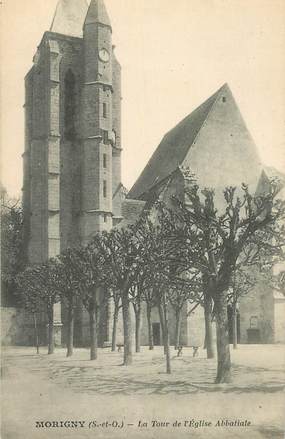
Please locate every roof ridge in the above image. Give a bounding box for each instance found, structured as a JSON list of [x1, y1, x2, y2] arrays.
[[184, 83, 227, 152], [162, 84, 225, 140], [128, 83, 230, 200]]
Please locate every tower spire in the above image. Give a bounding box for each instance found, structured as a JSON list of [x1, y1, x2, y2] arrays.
[[84, 0, 112, 28], [50, 0, 88, 38]]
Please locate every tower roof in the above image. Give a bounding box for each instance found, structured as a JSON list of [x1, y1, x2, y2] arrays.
[[128, 84, 262, 199], [50, 0, 88, 38], [84, 0, 111, 28]]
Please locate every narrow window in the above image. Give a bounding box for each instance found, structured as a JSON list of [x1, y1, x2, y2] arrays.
[[102, 130, 109, 144], [103, 102, 107, 118], [103, 153, 107, 169], [64, 69, 76, 140], [103, 180, 107, 198], [104, 214, 107, 223]]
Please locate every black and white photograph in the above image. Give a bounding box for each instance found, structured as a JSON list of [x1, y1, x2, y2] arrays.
[[1, 1, 285, 438]]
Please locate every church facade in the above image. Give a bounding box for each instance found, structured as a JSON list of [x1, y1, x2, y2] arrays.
[[17, 0, 284, 348]]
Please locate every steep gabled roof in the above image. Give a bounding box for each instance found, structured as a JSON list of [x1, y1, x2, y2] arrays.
[[50, 0, 88, 38], [128, 85, 224, 199], [84, 0, 112, 28]]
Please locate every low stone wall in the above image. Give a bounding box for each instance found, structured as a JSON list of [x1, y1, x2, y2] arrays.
[[1, 307, 47, 346], [1, 307, 33, 346]]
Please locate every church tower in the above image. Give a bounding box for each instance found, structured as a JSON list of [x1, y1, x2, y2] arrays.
[[80, 0, 122, 245], [23, 0, 122, 263]]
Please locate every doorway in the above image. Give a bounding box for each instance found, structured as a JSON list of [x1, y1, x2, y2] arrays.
[[152, 323, 161, 346]]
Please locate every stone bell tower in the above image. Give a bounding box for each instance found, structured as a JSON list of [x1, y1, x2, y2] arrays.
[[23, 0, 122, 342], [23, 0, 122, 259], [80, 0, 122, 245]]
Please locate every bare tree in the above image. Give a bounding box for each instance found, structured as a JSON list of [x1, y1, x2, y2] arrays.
[[57, 249, 82, 357], [77, 243, 109, 360], [91, 229, 138, 366], [144, 286, 155, 350], [17, 261, 61, 354], [110, 289, 121, 352], [161, 181, 285, 383], [168, 272, 202, 349], [36, 260, 62, 354], [130, 284, 143, 353], [1, 198, 25, 306], [16, 268, 43, 354], [129, 218, 167, 353], [131, 216, 179, 372]]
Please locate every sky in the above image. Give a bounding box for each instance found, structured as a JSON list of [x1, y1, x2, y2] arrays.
[[1, 0, 285, 197]]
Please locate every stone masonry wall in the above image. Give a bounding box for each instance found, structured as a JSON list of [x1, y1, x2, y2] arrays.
[[1, 308, 47, 346], [239, 270, 274, 344]]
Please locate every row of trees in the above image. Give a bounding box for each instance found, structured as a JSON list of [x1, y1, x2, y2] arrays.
[[16, 180, 285, 383], [1, 194, 25, 307], [163, 182, 284, 382]]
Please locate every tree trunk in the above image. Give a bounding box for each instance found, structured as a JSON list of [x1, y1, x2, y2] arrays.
[[134, 303, 142, 353], [232, 302, 238, 349], [33, 313, 40, 354], [162, 299, 171, 374], [175, 307, 182, 349], [111, 300, 120, 352], [146, 303, 154, 350], [204, 293, 215, 359], [158, 304, 166, 354], [122, 292, 133, 365], [214, 292, 231, 383], [89, 296, 98, 361], [47, 306, 54, 355], [66, 296, 74, 357]]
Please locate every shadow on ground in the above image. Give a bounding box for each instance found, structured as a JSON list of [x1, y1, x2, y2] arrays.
[[3, 346, 284, 396], [258, 425, 284, 439]]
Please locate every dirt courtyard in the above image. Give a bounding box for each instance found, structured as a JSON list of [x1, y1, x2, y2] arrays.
[[1, 344, 285, 439]]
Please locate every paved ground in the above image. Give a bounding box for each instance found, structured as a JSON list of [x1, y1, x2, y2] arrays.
[[1, 344, 285, 439]]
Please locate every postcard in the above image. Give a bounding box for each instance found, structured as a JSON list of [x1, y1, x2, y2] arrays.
[[1, 1, 285, 438]]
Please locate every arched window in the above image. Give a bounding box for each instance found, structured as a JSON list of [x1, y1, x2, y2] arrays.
[[64, 69, 76, 141]]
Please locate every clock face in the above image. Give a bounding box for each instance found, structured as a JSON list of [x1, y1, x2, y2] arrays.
[[99, 48, 110, 63]]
